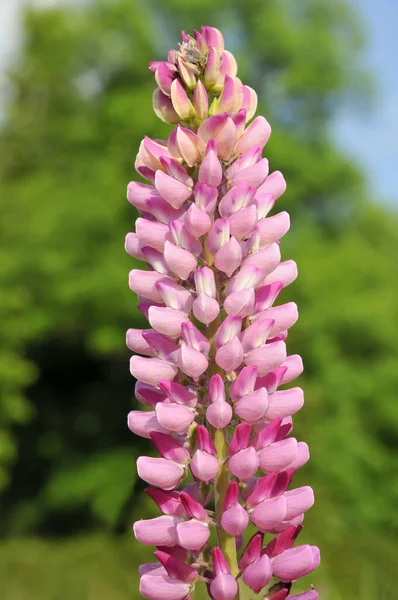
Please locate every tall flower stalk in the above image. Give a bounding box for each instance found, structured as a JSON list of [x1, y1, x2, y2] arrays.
[[126, 26, 319, 600]]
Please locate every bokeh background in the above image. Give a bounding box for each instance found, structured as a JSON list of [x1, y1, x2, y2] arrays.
[[0, 0, 397, 598]]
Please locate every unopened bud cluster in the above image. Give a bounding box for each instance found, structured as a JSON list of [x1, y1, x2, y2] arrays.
[[126, 25, 320, 600]]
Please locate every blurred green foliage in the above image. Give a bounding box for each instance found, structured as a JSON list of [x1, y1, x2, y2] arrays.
[[0, 0, 397, 597]]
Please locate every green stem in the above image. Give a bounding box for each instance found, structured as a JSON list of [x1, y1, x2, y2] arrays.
[[213, 428, 239, 578]]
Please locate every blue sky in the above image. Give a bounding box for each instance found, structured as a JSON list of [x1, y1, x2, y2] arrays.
[[1, 0, 397, 205]]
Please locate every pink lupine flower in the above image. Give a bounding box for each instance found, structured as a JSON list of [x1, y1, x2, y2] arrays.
[[127, 25, 319, 599]]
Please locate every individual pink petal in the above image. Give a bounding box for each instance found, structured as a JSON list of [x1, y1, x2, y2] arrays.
[[257, 211, 290, 246], [289, 442, 310, 470], [150, 432, 190, 463], [220, 50, 238, 77], [196, 424, 217, 455], [228, 204, 258, 239], [213, 75, 243, 115], [250, 496, 287, 532], [223, 288, 255, 317], [175, 126, 206, 166], [159, 156, 194, 187], [185, 203, 211, 238], [290, 591, 319, 600], [214, 316, 242, 350], [170, 79, 195, 120], [228, 447, 259, 481], [154, 549, 198, 583], [254, 282, 284, 313], [227, 264, 266, 294], [139, 573, 191, 600], [193, 80, 208, 120], [153, 88, 180, 124], [226, 147, 262, 178], [148, 306, 189, 339], [127, 181, 159, 210], [190, 450, 219, 484], [194, 267, 217, 298], [215, 337, 244, 373], [146, 196, 184, 224], [178, 345, 209, 378], [155, 170, 192, 209], [259, 438, 298, 473], [181, 321, 210, 354], [284, 486, 315, 520], [128, 410, 167, 438], [242, 554, 272, 594], [219, 184, 257, 218], [163, 241, 197, 280], [194, 182, 218, 214], [206, 399, 233, 429], [280, 354, 304, 384], [203, 46, 221, 87], [125, 232, 145, 260], [210, 572, 238, 600], [193, 293, 220, 325], [266, 387, 304, 420], [214, 237, 242, 276], [240, 318, 275, 352], [142, 330, 179, 361], [129, 270, 165, 302], [135, 381, 166, 407], [177, 56, 196, 89], [140, 137, 172, 171], [202, 27, 225, 54], [263, 260, 298, 287], [205, 218, 230, 254], [155, 279, 193, 313], [235, 116, 271, 155], [176, 520, 210, 551], [245, 340, 287, 376], [141, 246, 171, 276], [221, 503, 249, 537], [229, 365, 258, 401], [257, 170, 287, 199], [145, 488, 184, 517], [158, 380, 197, 407], [139, 562, 167, 577], [168, 220, 202, 255], [135, 218, 170, 252], [235, 387, 269, 422], [257, 302, 298, 337], [137, 456, 185, 490], [238, 532, 263, 571], [271, 545, 320, 582], [228, 423, 252, 456], [126, 329, 156, 356], [134, 515, 178, 547], [154, 62, 176, 95], [198, 140, 223, 186], [244, 245, 281, 279], [230, 157, 269, 188], [130, 356, 178, 387], [155, 402, 195, 434], [240, 85, 258, 121]]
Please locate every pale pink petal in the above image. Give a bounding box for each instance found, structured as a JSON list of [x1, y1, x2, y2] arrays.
[[148, 306, 189, 339], [133, 515, 178, 546], [137, 456, 185, 490], [176, 520, 210, 551], [130, 356, 178, 387]]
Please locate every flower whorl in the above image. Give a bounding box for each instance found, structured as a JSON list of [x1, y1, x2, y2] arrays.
[[126, 26, 319, 600]]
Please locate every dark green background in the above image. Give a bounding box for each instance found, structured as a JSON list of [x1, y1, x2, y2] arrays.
[[0, 0, 397, 598]]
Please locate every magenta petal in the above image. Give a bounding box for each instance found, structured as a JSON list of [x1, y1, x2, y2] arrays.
[[178, 345, 209, 378], [128, 410, 166, 438], [215, 337, 244, 373], [235, 387, 269, 422], [214, 237, 242, 276], [134, 515, 178, 546], [245, 340, 287, 376], [193, 293, 220, 325], [266, 387, 304, 420], [284, 486, 315, 520], [190, 450, 219, 484], [139, 573, 191, 600], [210, 572, 238, 600], [250, 496, 287, 532], [271, 545, 320, 582], [221, 503, 249, 537], [229, 365, 258, 400], [130, 356, 178, 387], [235, 116, 271, 155], [206, 399, 233, 430], [148, 306, 189, 339], [137, 457, 185, 490], [242, 554, 272, 594], [155, 402, 195, 434], [228, 447, 259, 481], [176, 520, 210, 551], [259, 438, 298, 473]]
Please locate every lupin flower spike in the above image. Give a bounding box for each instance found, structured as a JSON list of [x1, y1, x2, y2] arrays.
[[127, 25, 319, 599]]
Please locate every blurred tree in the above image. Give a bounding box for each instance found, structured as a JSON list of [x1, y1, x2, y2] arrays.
[[0, 0, 397, 596]]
